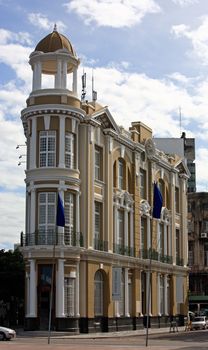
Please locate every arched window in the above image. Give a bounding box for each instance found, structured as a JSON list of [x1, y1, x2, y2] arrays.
[[94, 270, 104, 316]]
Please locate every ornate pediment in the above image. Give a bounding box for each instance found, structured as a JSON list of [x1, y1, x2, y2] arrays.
[[92, 107, 120, 133], [140, 199, 151, 216], [114, 190, 134, 207]]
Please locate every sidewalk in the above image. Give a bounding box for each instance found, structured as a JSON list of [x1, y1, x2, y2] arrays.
[[16, 326, 185, 339]]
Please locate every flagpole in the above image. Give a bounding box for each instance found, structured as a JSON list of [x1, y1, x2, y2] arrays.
[[145, 218, 153, 347], [48, 236, 56, 345]]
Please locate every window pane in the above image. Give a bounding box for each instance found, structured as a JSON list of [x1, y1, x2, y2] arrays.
[[65, 133, 75, 169]]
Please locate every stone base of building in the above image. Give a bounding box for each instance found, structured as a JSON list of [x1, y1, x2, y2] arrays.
[[24, 315, 185, 332]]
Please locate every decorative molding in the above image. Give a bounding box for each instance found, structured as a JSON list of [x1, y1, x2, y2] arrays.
[[145, 138, 156, 160], [140, 199, 151, 216]]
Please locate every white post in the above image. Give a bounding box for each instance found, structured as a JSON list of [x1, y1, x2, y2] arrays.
[[36, 61, 42, 90], [114, 204, 119, 248], [30, 186, 36, 244], [59, 116, 65, 168], [130, 210, 134, 254], [164, 223, 167, 256], [62, 60, 67, 89], [125, 268, 130, 317], [76, 192, 80, 242], [26, 273, 30, 317], [32, 62, 37, 91], [55, 59, 62, 88], [147, 216, 151, 250], [124, 209, 128, 248], [56, 259, 65, 317], [30, 118, 37, 169], [73, 67, 78, 94], [29, 259, 37, 317], [75, 262, 80, 316]]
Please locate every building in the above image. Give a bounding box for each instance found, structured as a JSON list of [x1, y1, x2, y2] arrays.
[[154, 132, 196, 193], [188, 192, 208, 314], [20, 28, 189, 332]]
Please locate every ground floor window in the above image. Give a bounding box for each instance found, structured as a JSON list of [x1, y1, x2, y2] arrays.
[[94, 270, 104, 316], [64, 277, 75, 316]]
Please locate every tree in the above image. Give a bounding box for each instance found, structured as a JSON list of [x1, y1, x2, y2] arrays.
[[0, 249, 25, 327]]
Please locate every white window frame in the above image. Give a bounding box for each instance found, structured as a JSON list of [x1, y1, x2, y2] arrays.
[[39, 131, 56, 167], [64, 277, 75, 316], [94, 270, 104, 316], [94, 202, 102, 249], [38, 192, 56, 244], [65, 132, 75, 169], [95, 146, 102, 181], [118, 159, 124, 189], [64, 192, 75, 245]]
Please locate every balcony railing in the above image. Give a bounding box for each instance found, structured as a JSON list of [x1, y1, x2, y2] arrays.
[[20, 231, 84, 247], [140, 249, 173, 264], [113, 243, 135, 257], [94, 238, 108, 252], [176, 256, 184, 266]]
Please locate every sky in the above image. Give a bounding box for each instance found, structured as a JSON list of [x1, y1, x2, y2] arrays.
[[0, 0, 208, 249]]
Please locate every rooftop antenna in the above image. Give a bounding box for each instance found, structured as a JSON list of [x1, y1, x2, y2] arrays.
[[92, 69, 97, 102], [81, 70, 86, 102]]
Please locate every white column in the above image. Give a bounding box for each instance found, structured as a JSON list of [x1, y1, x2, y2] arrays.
[[36, 61, 42, 90], [55, 59, 62, 88], [29, 259, 37, 317], [164, 223, 167, 256], [75, 262, 80, 316], [59, 116, 65, 168], [30, 118, 37, 169], [124, 268, 130, 317], [147, 216, 151, 250], [26, 273, 30, 316], [62, 60, 67, 89], [32, 62, 38, 91], [124, 209, 128, 248], [115, 301, 120, 317], [164, 274, 168, 315], [56, 259, 65, 317], [157, 274, 161, 315], [30, 186, 36, 240], [73, 67, 78, 94]]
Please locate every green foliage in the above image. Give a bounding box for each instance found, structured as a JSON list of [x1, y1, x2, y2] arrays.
[[0, 249, 25, 301]]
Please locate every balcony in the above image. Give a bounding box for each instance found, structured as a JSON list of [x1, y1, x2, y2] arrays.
[[140, 249, 173, 264], [20, 230, 84, 247], [94, 238, 108, 252], [113, 243, 135, 257]]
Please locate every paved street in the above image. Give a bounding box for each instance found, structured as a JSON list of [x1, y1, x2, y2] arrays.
[[0, 328, 208, 350]]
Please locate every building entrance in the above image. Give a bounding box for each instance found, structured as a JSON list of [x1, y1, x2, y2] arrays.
[[38, 265, 55, 330]]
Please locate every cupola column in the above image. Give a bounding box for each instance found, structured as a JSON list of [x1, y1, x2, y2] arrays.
[[62, 60, 68, 89], [30, 117, 37, 169], [32, 61, 42, 91], [73, 67, 78, 94], [55, 59, 62, 89]]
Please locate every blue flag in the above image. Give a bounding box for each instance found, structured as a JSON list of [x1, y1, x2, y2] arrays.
[[152, 182, 163, 219], [56, 193, 65, 227]]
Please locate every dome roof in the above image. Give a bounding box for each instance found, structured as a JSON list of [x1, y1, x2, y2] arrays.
[[35, 26, 76, 56]]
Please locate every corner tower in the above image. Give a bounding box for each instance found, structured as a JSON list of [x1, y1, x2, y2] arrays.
[[21, 27, 84, 331]]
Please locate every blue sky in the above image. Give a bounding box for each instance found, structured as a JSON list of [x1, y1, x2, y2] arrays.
[[0, 0, 208, 249]]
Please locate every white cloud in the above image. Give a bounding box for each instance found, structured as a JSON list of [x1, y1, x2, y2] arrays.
[[0, 192, 25, 249], [172, 0, 198, 6], [172, 16, 208, 65], [0, 28, 32, 45], [196, 147, 208, 191], [64, 0, 161, 28], [28, 13, 66, 32]]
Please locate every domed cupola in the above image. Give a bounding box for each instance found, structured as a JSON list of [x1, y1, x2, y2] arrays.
[[29, 25, 80, 95]]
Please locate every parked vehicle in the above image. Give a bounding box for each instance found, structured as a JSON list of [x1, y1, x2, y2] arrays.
[[0, 326, 16, 340], [191, 316, 208, 330]]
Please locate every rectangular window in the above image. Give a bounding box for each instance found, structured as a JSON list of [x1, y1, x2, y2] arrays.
[[160, 275, 164, 314], [94, 201, 102, 249], [118, 210, 124, 247], [39, 131, 56, 167], [118, 160, 124, 189], [64, 277, 75, 316], [65, 132, 75, 169], [38, 192, 56, 244], [175, 187, 179, 213], [176, 229, 180, 262], [188, 242, 194, 266], [140, 168, 146, 199], [95, 146, 103, 181], [64, 192, 75, 245], [158, 223, 164, 256]]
